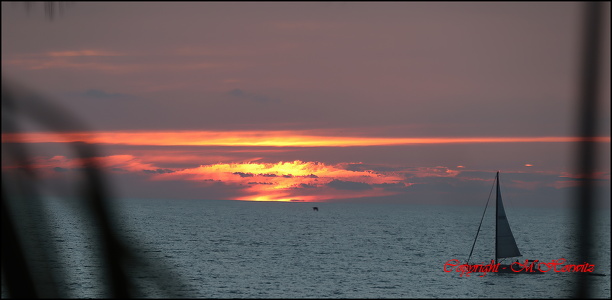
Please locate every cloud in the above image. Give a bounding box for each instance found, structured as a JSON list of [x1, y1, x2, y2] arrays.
[[228, 88, 245, 97], [47, 50, 124, 57], [9, 149, 607, 207], [343, 163, 404, 172], [9, 154, 164, 176], [327, 179, 373, 191], [142, 168, 175, 174], [233, 172, 254, 177], [84, 89, 129, 99], [2, 49, 228, 73], [149, 160, 404, 201], [260, 173, 278, 177], [53, 167, 69, 172], [372, 182, 410, 191], [298, 183, 317, 188]]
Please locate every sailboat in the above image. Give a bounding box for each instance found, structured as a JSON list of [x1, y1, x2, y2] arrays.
[[466, 171, 544, 274]]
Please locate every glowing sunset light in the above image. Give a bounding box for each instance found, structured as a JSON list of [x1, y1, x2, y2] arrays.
[[3, 131, 610, 147], [157, 161, 403, 186], [153, 160, 407, 202], [2, 153, 411, 202]]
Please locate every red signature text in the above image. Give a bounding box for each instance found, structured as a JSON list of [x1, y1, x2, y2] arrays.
[[444, 259, 499, 277], [533, 258, 595, 273], [444, 258, 596, 277]]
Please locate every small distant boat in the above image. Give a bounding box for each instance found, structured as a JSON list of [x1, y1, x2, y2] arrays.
[[466, 171, 544, 274], [312, 207, 318, 211]]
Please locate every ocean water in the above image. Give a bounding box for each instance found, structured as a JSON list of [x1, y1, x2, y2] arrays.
[[4, 197, 611, 298]]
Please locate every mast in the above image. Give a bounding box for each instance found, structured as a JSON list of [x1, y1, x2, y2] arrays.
[[495, 171, 499, 265], [467, 170, 520, 265], [466, 174, 495, 265]]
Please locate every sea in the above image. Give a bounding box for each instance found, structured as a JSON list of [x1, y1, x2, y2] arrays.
[[3, 197, 611, 298]]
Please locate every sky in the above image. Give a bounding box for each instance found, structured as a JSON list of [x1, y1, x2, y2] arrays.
[[2, 2, 610, 207]]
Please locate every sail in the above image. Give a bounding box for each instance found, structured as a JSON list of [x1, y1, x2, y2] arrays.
[[495, 173, 522, 259]]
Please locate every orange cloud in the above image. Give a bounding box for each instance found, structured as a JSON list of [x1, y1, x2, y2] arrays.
[[4, 153, 409, 202], [3, 131, 610, 147], [153, 160, 407, 202]]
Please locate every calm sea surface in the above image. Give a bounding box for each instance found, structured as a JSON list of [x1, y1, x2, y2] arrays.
[[4, 197, 611, 298]]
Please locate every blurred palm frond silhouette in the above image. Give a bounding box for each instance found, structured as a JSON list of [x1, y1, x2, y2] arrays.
[[2, 79, 191, 298]]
